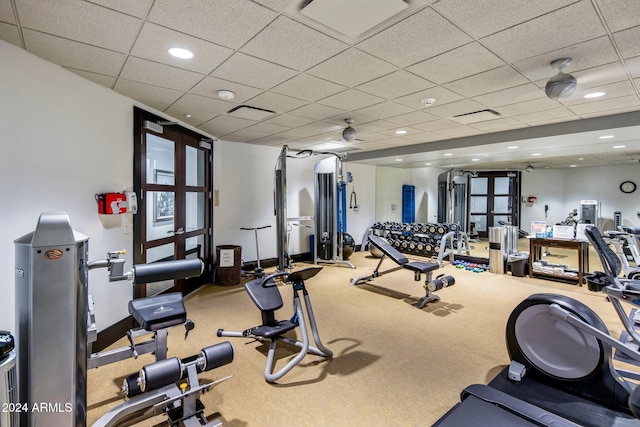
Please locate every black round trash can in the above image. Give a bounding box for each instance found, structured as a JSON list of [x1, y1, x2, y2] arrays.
[[216, 245, 242, 286], [510, 258, 528, 277]]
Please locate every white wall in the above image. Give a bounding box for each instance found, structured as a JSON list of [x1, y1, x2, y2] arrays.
[[0, 40, 134, 332]]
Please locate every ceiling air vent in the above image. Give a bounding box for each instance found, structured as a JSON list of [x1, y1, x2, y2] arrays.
[[451, 109, 501, 124], [227, 105, 275, 121]]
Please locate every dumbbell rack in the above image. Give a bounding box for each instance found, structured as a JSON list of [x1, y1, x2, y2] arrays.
[[370, 221, 458, 266]]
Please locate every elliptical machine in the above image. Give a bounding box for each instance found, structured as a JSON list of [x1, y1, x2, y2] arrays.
[[506, 225, 640, 418]]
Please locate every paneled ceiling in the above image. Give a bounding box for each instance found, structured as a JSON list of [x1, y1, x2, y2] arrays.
[[1, 0, 640, 169]]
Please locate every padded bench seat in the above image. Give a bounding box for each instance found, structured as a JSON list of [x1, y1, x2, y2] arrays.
[[128, 292, 186, 331], [369, 235, 440, 274]]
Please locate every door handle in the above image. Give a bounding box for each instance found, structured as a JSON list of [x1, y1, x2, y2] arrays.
[[168, 227, 185, 235]]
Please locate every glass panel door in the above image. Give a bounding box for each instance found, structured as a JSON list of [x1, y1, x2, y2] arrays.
[[134, 108, 212, 297], [469, 173, 520, 239]]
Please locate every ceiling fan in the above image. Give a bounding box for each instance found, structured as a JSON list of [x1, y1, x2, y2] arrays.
[[342, 118, 357, 142], [545, 57, 577, 100]]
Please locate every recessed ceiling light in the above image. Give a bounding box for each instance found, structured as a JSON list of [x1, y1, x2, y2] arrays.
[[168, 47, 194, 59], [613, 145, 626, 149], [532, 153, 542, 156], [395, 158, 403, 162], [570, 164, 577, 167], [444, 153, 453, 157], [584, 92, 605, 99], [507, 146, 518, 150], [599, 135, 614, 139], [578, 157, 584, 161], [395, 130, 407, 135], [471, 158, 480, 162], [425, 162, 432, 166], [217, 90, 235, 100]]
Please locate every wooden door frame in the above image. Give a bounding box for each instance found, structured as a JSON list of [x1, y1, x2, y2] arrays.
[[469, 171, 521, 239], [133, 107, 212, 298]]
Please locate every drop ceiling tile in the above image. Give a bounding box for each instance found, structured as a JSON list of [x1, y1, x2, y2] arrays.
[[434, 126, 484, 137], [580, 104, 640, 118], [595, 0, 640, 32], [469, 117, 528, 132], [163, 106, 215, 127], [198, 115, 258, 137], [252, 0, 290, 13], [131, 23, 233, 75], [172, 93, 236, 115], [354, 101, 414, 120], [394, 86, 465, 109], [271, 74, 346, 102], [355, 119, 400, 133], [276, 127, 322, 139], [211, 53, 298, 90], [15, 0, 140, 52], [87, 0, 153, 18], [404, 132, 444, 142], [561, 80, 636, 106], [379, 126, 424, 137], [113, 78, 183, 111], [407, 42, 505, 85], [513, 36, 619, 81], [356, 69, 435, 100], [120, 56, 204, 91], [318, 89, 384, 111], [297, 122, 343, 138], [412, 118, 460, 132], [613, 26, 640, 59], [148, 0, 276, 50], [421, 99, 487, 118], [222, 129, 270, 142], [434, 0, 577, 39], [474, 84, 544, 108], [245, 91, 308, 115], [66, 68, 116, 88], [189, 76, 263, 104], [628, 56, 640, 78], [444, 66, 530, 98], [264, 114, 315, 128], [245, 121, 290, 135], [0, 23, 21, 47], [498, 98, 560, 117], [289, 103, 346, 120], [357, 8, 471, 67], [306, 48, 397, 87], [0, 0, 16, 24], [241, 15, 348, 71], [568, 94, 640, 115], [22, 29, 126, 76], [385, 111, 440, 126], [512, 106, 577, 124], [481, 2, 606, 63]]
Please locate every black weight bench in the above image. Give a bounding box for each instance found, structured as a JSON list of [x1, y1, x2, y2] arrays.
[[350, 235, 455, 308]]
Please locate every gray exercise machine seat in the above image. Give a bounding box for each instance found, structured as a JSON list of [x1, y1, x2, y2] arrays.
[[369, 234, 440, 275], [128, 292, 187, 332]]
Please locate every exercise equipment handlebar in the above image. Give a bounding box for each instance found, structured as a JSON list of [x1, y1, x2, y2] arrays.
[[132, 258, 204, 285]]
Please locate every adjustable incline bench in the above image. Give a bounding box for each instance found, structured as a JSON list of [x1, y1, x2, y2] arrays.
[[350, 235, 455, 308]]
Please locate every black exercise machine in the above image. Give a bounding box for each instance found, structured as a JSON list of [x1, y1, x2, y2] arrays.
[[93, 341, 234, 427], [350, 235, 455, 308], [217, 267, 332, 383]]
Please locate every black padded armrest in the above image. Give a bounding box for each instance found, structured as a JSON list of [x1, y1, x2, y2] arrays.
[[369, 235, 408, 265], [128, 293, 186, 331]]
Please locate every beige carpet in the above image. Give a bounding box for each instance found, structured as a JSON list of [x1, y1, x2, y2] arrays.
[[87, 249, 623, 426]]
